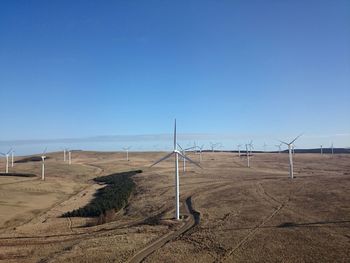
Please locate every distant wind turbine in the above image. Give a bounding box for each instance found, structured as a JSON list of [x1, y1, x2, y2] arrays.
[[11, 149, 15, 168], [331, 142, 334, 157], [320, 145, 323, 155], [62, 148, 67, 162], [68, 149, 72, 165], [275, 143, 282, 154], [263, 142, 268, 152], [245, 143, 250, 168], [123, 146, 131, 161], [198, 145, 204, 162], [248, 141, 254, 156], [177, 144, 196, 173], [41, 148, 47, 181], [150, 119, 200, 220], [279, 134, 303, 179], [0, 149, 12, 173], [237, 144, 242, 157]]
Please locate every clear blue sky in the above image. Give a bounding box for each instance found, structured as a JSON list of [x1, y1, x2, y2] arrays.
[[0, 0, 349, 152]]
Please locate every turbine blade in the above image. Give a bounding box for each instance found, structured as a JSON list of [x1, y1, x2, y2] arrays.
[[7, 148, 13, 154], [177, 152, 201, 168], [290, 133, 303, 144], [43, 147, 47, 155], [184, 146, 196, 151], [177, 143, 184, 151], [150, 152, 174, 167], [279, 140, 289, 145]]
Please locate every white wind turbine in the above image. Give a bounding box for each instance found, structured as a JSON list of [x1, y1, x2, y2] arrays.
[[151, 119, 200, 220], [275, 143, 282, 154], [11, 149, 15, 168], [331, 142, 334, 157], [248, 140, 254, 156], [123, 146, 131, 161], [198, 145, 204, 162], [41, 148, 47, 181], [62, 148, 67, 162], [177, 144, 196, 173], [68, 149, 72, 165], [210, 142, 221, 152], [291, 143, 296, 155], [245, 143, 251, 168], [279, 134, 303, 179], [320, 145, 323, 155], [237, 144, 242, 157], [0, 149, 12, 173], [263, 142, 268, 152]]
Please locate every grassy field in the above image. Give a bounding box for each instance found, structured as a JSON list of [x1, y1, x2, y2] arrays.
[[0, 151, 349, 262]]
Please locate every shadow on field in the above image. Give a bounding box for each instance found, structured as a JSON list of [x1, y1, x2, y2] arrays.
[[217, 220, 350, 231], [277, 220, 350, 228]]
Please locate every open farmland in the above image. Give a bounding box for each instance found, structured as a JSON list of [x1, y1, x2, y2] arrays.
[[0, 151, 349, 262]]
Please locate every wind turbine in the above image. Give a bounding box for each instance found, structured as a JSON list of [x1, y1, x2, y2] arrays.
[[279, 134, 303, 179], [123, 146, 131, 161], [41, 148, 47, 181], [150, 119, 200, 220], [237, 144, 242, 157], [62, 148, 67, 162], [275, 143, 282, 154], [291, 143, 297, 155], [177, 144, 196, 173], [263, 142, 268, 152], [198, 145, 204, 162], [210, 142, 217, 152], [248, 141, 254, 155], [210, 142, 222, 152], [331, 142, 334, 157], [0, 149, 12, 173], [68, 149, 72, 165], [320, 145, 323, 155], [11, 149, 15, 168], [245, 143, 250, 168]]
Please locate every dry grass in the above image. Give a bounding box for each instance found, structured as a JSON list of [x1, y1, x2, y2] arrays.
[[0, 151, 349, 262]]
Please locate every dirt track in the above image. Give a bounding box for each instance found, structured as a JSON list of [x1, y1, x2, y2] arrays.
[[128, 196, 200, 263]]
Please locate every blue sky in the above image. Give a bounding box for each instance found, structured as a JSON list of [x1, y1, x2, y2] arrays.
[[0, 0, 349, 153]]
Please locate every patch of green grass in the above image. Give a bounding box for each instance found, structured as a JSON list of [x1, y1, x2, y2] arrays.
[[62, 170, 142, 217]]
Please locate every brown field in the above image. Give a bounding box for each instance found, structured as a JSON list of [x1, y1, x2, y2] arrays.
[[0, 151, 349, 262]]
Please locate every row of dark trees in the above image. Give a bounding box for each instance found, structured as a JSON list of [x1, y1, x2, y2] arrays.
[[62, 170, 142, 217]]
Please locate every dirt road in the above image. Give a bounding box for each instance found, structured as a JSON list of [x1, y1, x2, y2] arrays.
[[127, 196, 200, 263]]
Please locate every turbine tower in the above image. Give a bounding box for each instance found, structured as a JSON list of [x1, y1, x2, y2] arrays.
[[320, 145, 323, 155], [11, 149, 15, 168], [237, 144, 242, 157], [177, 144, 196, 173], [279, 134, 303, 179], [123, 146, 131, 161], [151, 119, 200, 220], [41, 148, 47, 181], [275, 143, 282, 154], [248, 141, 254, 156], [210, 142, 216, 152], [198, 145, 204, 162], [62, 148, 67, 162], [245, 143, 250, 168], [263, 142, 268, 152], [0, 149, 12, 173], [68, 150, 72, 165], [331, 142, 334, 157]]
